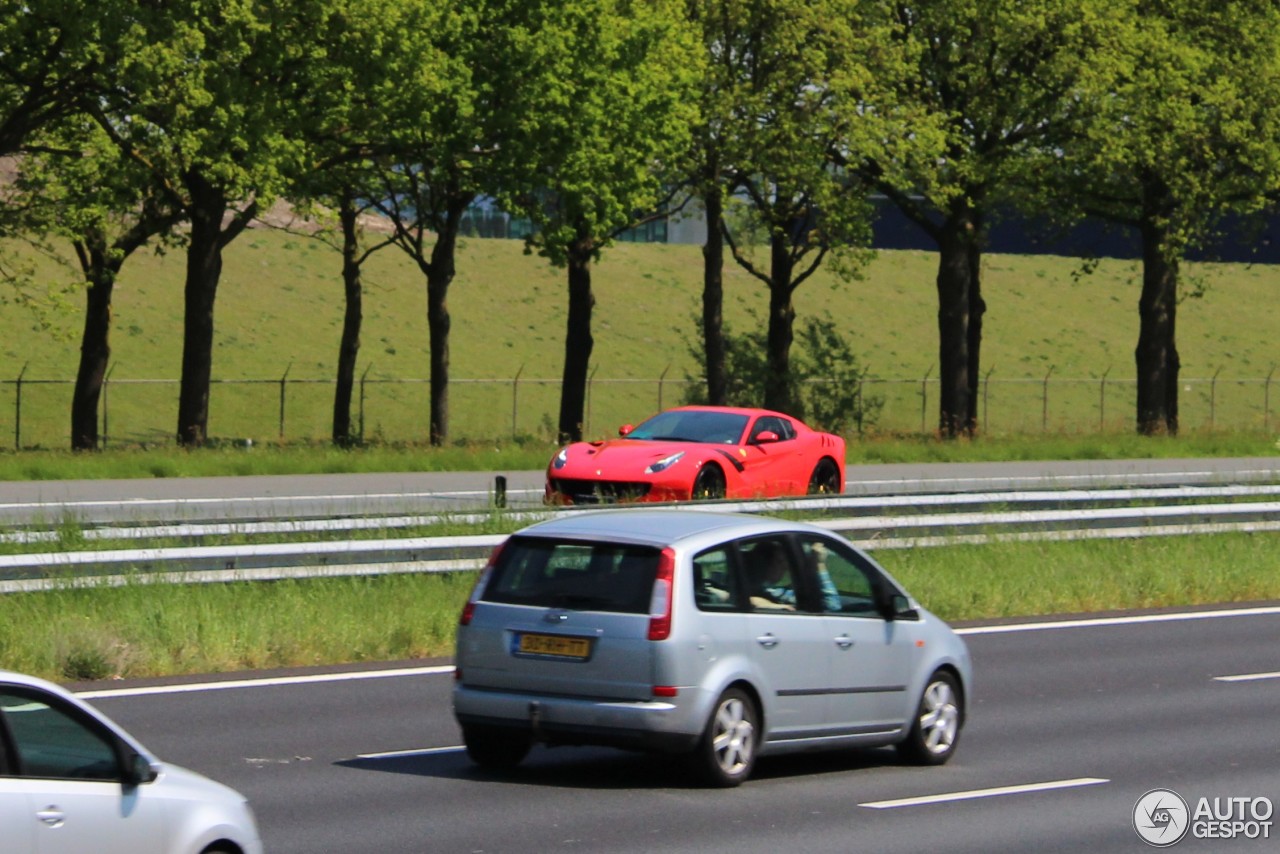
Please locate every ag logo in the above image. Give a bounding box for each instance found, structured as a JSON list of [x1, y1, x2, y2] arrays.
[[1134, 788, 1190, 847]]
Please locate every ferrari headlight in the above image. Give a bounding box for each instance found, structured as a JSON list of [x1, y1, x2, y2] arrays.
[[645, 451, 684, 474], [552, 448, 570, 469]]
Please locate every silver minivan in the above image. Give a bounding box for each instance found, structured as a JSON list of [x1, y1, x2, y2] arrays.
[[453, 510, 972, 786]]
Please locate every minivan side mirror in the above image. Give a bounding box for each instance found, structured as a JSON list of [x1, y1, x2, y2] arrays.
[[880, 592, 919, 621]]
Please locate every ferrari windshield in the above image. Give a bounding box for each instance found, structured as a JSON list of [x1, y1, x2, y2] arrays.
[[627, 409, 749, 444]]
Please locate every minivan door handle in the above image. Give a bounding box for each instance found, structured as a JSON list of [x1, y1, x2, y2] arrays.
[[834, 634, 854, 649], [755, 633, 780, 648]]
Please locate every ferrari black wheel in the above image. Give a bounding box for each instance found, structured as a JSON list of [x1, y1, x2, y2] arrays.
[[807, 458, 841, 494], [692, 464, 726, 500]]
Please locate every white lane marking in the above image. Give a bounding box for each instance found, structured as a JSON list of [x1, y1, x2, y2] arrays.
[[77, 665, 455, 699], [357, 746, 466, 759], [955, 605, 1280, 635], [860, 777, 1110, 809], [78, 604, 1280, 699], [1214, 670, 1280, 683]]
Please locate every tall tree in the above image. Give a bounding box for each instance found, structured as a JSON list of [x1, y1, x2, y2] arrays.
[[284, 0, 410, 446], [496, 0, 702, 443], [91, 1, 317, 445], [14, 119, 183, 449], [713, 0, 893, 415], [1035, 0, 1280, 434], [353, 0, 482, 447], [854, 0, 1120, 436]]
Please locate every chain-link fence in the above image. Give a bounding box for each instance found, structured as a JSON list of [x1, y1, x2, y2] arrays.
[[1, 366, 1276, 449]]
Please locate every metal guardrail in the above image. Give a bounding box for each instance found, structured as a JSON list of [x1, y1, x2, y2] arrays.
[[4, 485, 1280, 593]]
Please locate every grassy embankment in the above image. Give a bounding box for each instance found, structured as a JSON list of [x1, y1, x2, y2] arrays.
[[3, 231, 1279, 446]]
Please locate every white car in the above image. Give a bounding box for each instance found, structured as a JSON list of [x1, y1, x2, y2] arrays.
[[0, 670, 262, 854]]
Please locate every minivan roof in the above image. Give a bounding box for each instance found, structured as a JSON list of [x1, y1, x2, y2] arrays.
[[513, 509, 792, 548]]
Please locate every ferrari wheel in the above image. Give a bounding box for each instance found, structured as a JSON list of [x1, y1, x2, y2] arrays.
[[692, 464, 726, 500], [807, 458, 841, 494]]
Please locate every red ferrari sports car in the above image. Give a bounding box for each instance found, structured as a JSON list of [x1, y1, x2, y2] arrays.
[[544, 405, 846, 504]]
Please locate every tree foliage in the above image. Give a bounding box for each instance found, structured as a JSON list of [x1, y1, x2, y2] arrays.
[[495, 0, 703, 443], [685, 313, 883, 434], [854, 0, 1125, 437], [1031, 0, 1280, 434]]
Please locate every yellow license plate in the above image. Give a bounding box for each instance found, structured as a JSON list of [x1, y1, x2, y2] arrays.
[[517, 633, 591, 659]]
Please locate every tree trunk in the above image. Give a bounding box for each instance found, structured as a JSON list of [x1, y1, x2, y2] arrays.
[[425, 205, 466, 447], [70, 244, 115, 451], [702, 186, 727, 406], [965, 234, 986, 434], [558, 229, 595, 443], [935, 212, 974, 438], [1135, 206, 1180, 435], [763, 234, 795, 414], [332, 193, 363, 447], [176, 174, 227, 447]]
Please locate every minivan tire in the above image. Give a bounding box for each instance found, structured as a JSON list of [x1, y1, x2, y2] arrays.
[[896, 670, 962, 766], [462, 724, 532, 770], [690, 687, 758, 787]]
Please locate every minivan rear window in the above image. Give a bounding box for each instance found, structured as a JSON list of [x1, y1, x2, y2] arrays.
[[483, 536, 660, 614]]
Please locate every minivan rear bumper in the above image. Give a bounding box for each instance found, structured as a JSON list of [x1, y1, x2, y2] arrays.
[[454, 685, 704, 754]]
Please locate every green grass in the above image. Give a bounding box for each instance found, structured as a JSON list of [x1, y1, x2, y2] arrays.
[[3, 532, 1276, 683], [3, 232, 1280, 447]]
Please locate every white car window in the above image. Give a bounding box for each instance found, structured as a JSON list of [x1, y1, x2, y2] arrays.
[[0, 690, 120, 781]]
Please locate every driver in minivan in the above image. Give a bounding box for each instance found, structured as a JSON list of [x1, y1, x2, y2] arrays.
[[746, 541, 796, 611]]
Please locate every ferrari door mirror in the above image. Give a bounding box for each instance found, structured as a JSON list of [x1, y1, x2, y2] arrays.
[[752, 430, 779, 444], [619, 424, 634, 437]]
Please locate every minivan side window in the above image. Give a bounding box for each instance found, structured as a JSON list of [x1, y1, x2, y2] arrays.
[[692, 547, 738, 611], [798, 537, 881, 616], [737, 536, 825, 612]]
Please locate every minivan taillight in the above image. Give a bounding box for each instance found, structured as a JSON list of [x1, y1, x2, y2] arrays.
[[647, 548, 677, 640], [460, 541, 505, 626]]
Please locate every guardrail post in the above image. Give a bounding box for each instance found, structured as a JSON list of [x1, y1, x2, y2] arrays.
[[493, 475, 507, 509], [511, 364, 524, 439], [278, 362, 292, 440], [1209, 366, 1222, 428], [1042, 366, 1055, 432], [359, 363, 373, 444], [14, 362, 28, 450]]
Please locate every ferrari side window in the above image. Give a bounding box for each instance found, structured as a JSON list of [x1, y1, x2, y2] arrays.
[[751, 416, 794, 443]]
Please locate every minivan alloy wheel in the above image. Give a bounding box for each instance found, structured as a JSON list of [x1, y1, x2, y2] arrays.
[[692, 688, 758, 786], [897, 670, 962, 765]]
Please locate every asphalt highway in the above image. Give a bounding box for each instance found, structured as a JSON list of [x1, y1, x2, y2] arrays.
[[4, 456, 1279, 524], [81, 605, 1280, 854]]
